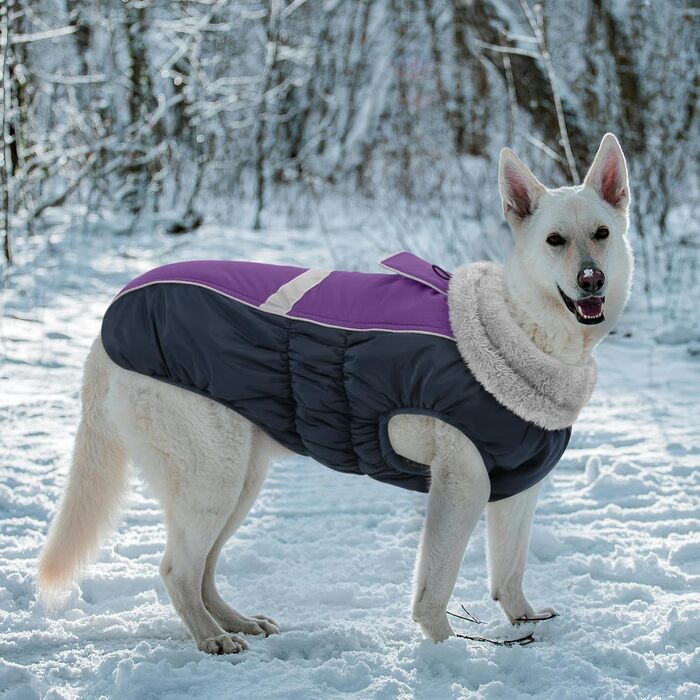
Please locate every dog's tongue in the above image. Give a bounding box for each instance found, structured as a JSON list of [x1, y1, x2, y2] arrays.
[[574, 297, 603, 317]]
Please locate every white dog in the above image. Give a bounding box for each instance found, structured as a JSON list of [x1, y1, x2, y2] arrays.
[[38, 134, 633, 654]]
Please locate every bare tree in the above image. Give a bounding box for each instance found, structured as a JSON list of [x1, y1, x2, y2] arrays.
[[252, 0, 281, 230], [450, 0, 489, 156], [464, 0, 591, 174], [0, 0, 695, 314], [1, 0, 12, 263], [121, 2, 158, 215]]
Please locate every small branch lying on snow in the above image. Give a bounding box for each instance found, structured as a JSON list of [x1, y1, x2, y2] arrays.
[[447, 604, 557, 647], [514, 611, 558, 624], [447, 605, 484, 625], [457, 632, 535, 647]]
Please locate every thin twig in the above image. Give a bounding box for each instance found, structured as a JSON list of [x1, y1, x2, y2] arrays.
[[502, 53, 518, 145], [449, 603, 557, 647], [4, 313, 40, 323], [281, 0, 310, 20], [525, 134, 564, 163], [11, 25, 78, 44], [456, 632, 535, 647], [514, 611, 558, 624], [27, 154, 97, 222], [447, 605, 485, 624], [448, 610, 480, 623], [472, 38, 540, 59]]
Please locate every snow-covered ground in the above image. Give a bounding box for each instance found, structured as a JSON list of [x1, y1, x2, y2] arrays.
[[1, 219, 699, 699]]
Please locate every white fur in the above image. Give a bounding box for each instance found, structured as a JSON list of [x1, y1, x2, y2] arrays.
[[486, 481, 556, 622], [448, 262, 597, 429], [37, 134, 634, 653], [500, 134, 633, 366]]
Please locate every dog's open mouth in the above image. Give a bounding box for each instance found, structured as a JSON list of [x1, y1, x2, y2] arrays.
[[558, 287, 606, 325]]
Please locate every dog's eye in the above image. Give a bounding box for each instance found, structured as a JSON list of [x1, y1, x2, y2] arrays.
[[546, 233, 566, 247], [594, 226, 610, 240]]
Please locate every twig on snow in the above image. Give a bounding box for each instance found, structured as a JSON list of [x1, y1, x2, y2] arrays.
[[447, 605, 484, 625], [448, 603, 558, 647], [457, 632, 535, 647]]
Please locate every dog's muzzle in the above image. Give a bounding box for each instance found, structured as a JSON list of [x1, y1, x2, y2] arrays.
[[558, 286, 606, 325]]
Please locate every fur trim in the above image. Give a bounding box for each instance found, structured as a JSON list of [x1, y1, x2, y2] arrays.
[[448, 262, 597, 430]]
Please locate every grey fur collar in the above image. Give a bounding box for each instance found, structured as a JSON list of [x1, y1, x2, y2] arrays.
[[447, 262, 597, 430]]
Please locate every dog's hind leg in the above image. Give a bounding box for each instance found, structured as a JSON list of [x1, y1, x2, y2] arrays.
[[107, 371, 257, 653], [200, 427, 280, 637], [160, 500, 248, 654]]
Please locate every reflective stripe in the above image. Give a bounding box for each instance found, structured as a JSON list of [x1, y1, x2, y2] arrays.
[[259, 268, 331, 314]]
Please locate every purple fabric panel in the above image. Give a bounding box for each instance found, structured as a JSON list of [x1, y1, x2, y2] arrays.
[[116, 260, 307, 307], [379, 252, 450, 294], [288, 270, 454, 337]]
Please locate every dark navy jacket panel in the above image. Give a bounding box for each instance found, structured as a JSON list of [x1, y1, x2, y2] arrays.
[[101, 282, 570, 500], [287, 322, 357, 472], [102, 284, 306, 456], [487, 424, 570, 501]]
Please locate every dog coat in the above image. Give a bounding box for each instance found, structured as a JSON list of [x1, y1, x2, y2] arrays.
[[101, 253, 596, 501]]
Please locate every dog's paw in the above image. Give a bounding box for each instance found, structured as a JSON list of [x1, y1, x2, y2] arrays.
[[494, 587, 556, 624], [215, 611, 280, 636], [198, 634, 247, 655], [237, 614, 279, 636], [250, 614, 279, 635], [414, 612, 454, 643]]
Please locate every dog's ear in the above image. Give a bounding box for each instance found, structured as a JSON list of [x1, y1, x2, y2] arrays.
[[583, 133, 629, 211], [498, 148, 547, 225]]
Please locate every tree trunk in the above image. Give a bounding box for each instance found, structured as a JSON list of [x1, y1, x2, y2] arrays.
[[423, 0, 466, 154], [390, 0, 415, 198], [450, 0, 489, 156], [1, 0, 12, 263], [593, 0, 644, 149], [122, 4, 156, 214], [337, 0, 371, 157], [252, 0, 281, 231], [65, 0, 91, 77], [465, 0, 591, 171]]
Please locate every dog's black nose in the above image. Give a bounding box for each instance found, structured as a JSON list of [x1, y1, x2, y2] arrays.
[[577, 267, 605, 294]]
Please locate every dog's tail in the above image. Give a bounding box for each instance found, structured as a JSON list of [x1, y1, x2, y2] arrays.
[[37, 337, 128, 608]]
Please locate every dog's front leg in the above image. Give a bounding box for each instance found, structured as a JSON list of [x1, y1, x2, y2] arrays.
[[487, 482, 555, 623], [412, 423, 491, 643]]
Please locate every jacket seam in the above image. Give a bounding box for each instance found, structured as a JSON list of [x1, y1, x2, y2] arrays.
[[286, 323, 304, 453], [290, 309, 450, 334], [116, 280, 454, 339], [338, 333, 360, 469]]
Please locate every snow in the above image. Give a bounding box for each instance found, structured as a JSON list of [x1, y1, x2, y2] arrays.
[[1, 219, 699, 699]]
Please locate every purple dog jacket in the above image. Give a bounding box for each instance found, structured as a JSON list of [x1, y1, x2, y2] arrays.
[[101, 252, 570, 500]]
